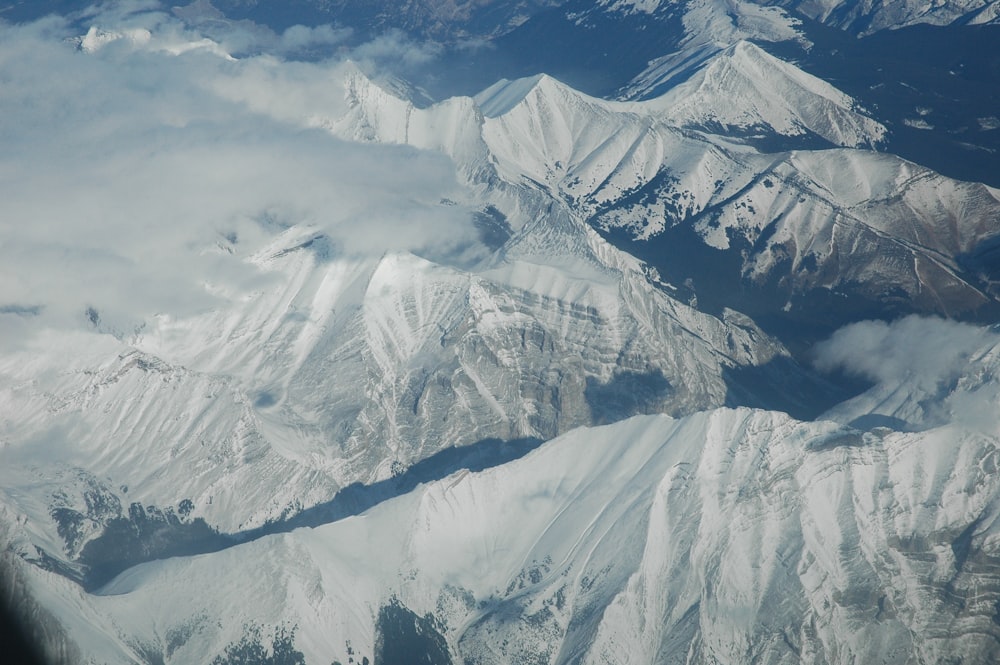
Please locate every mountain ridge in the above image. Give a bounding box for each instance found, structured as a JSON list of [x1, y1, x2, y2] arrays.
[[15, 406, 1000, 664], [3, 4, 1000, 664]]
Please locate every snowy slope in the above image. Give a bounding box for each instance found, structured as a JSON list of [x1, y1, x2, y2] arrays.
[[768, 0, 1000, 34], [0, 29, 845, 624], [595, 0, 803, 49], [966, 1, 1000, 23], [562, 0, 809, 102], [471, 64, 884, 215], [0, 166, 794, 583], [211, 55, 994, 342], [246, 61, 991, 320], [601, 0, 1000, 38], [13, 406, 1000, 664], [3, 33, 996, 604], [474, 44, 885, 151], [472, 71, 995, 317], [216, 0, 566, 39], [636, 41, 885, 148], [593, 147, 1000, 312], [466, 72, 996, 318]]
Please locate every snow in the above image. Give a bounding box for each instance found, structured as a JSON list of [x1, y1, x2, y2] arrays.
[[679, 0, 803, 46], [79, 24, 234, 59], [330, 52, 975, 318], [4, 49, 993, 556], [778, 0, 999, 34], [4, 9, 1000, 664], [252, 39, 994, 327], [817, 316, 1000, 435], [638, 41, 886, 148], [598, 0, 665, 14], [968, 1, 1000, 24], [474, 74, 548, 118], [79, 26, 152, 53], [0, 152, 789, 540], [18, 407, 1000, 664]]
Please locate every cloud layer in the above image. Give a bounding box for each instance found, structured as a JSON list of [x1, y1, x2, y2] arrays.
[[0, 7, 478, 348]]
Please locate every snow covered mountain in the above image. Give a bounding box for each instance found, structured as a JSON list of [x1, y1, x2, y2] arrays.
[[3, 2, 1000, 664], [8, 404, 1000, 664], [323, 58, 1000, 336], [765, 0, 1000, 34], [620, 40, 885, 144], [0, 196, 800, 545], [1, 39, 851, 603], [210, 0, 567, 39]]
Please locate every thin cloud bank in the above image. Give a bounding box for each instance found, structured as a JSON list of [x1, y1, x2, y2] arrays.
[[0, 7, 480, 350], [351, 28, 443, 67], [814, 315, 1000, 433], [813, 315, 997, 387], [171, 0, 354, 58]]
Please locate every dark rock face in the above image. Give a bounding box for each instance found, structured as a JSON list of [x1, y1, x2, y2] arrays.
[[375, 599, 452, 665], [207, 0, 566, 40]]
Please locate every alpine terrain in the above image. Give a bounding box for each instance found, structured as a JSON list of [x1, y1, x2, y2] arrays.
[[1, 1, 1000, 664]]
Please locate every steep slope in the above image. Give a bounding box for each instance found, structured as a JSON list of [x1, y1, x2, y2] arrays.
[[11, 406, 1000, 664], [216, 51, 1000, 345], [755, 21, 1000, 189], [0, 21, 868, 627], [473, 60, 883, 175], [592, 148, 1000, 320], [424, 0, 806, 99], [461, 69, 998, 334]]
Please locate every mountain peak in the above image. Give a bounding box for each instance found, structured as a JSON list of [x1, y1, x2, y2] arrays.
[[640, 39, 886, 148], [474, 73, 582, 118]]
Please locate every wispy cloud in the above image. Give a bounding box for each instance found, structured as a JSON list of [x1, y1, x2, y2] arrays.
[[813, 315, 995, 387], [0, 8, 479, 349], [170, 1, 354, 58], [351, 28, 443, 67], [814, 315, 1000, 432]]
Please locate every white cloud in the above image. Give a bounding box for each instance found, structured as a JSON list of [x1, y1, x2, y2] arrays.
[[814, 315, 1000, 433], [279, 23, 351, 52], [351, 28, 443, 67], [0, 10, 480, 349], [813, 315, 995, 387], [174, 14, 352, 58]]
